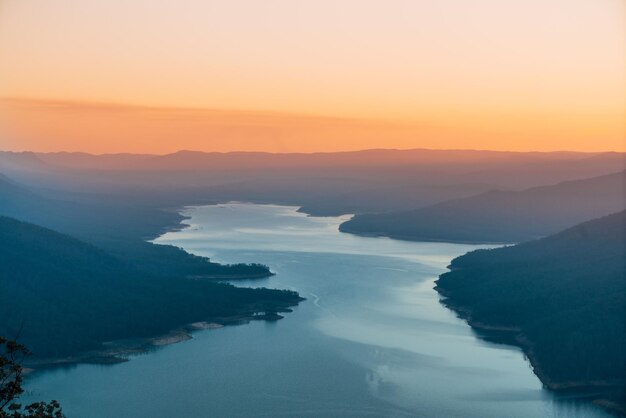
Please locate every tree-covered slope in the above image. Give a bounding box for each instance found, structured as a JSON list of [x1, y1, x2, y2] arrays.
[[340, 171, 626, 243], [0, 216, 302, 359], [0, 173, 270, 279], [436, 211, 626, 412]]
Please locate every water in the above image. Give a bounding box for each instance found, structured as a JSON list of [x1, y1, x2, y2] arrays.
[[23, 203, 609, 417]]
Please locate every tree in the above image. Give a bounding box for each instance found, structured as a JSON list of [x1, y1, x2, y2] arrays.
[[0, 336, 64, 418]]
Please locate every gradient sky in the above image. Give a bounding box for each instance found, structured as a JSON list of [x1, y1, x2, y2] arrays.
[[0, 0, 624, 153]]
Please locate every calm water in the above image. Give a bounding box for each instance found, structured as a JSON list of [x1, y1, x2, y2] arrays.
[[24, 203, 609, 417]]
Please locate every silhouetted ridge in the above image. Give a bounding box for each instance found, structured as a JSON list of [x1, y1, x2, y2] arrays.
[[341, 170, 626, 243]]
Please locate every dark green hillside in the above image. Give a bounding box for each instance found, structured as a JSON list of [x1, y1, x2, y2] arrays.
[[0, 217, 302, 359], [0, 174, 270, 279], [436, 211, 626, 412], [341, 171, 626, 243]]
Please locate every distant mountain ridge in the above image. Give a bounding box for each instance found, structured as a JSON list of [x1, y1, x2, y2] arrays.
[[30, 148, 593, 170], [3, 149, 624, 218], [340, 170, 626, 243]]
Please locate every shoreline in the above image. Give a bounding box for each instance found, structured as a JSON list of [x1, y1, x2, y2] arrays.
[[25, 304, 300, 372], [186, 272, 274, 280], [149, 205, 276, 281], [26, 200, 303, 371], [435, 285, 626, 416], [143, 207, 193, 241]]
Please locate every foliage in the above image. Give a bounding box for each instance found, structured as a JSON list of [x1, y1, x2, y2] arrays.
[[0, 216, 301, 358], [436, 211, 626, 407], [0, 337, 64, 418]]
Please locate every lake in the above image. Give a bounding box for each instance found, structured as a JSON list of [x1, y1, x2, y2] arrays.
[[24, 203, 610, 417]]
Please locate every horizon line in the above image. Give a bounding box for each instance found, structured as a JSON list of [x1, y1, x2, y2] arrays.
[[0, 148, 621, 158]]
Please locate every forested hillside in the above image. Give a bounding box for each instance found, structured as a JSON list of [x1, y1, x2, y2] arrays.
[[0, 174, 269, 279], [436, 211, 626, 412], [0, 216, 302, 359]]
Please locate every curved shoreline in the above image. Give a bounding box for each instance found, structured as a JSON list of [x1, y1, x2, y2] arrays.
[[25, 302, 301, 372], [435, 285, 626, 416]]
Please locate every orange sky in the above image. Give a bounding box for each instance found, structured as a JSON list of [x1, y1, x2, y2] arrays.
[[0, 0, 624, 153]]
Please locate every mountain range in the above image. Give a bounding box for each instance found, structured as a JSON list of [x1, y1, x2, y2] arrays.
[[341, 170, 626, 243]]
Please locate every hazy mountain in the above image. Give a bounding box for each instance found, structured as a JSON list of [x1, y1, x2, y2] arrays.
[[0, 172, 268, 279], [456, 152, 626, 189], [435, 211, 626, 412], [0, 172, 173, 241], [340, 171, 626, 243], [0, 216, 301, 359], [32, 148, 586, 171], [0, 151, 49, 171], [0, 173, 38, 204], [35, 151, 154, 170], [1, 149, 622, 217]]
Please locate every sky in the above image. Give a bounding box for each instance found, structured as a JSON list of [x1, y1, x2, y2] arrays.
[[0, 0, 624, 153]]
